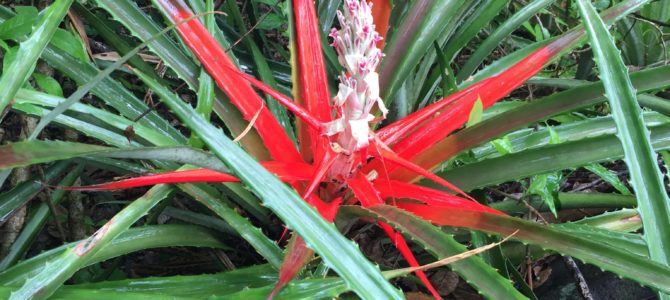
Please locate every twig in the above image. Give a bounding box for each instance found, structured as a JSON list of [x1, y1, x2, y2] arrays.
[[563, 256, 594, 300], [223, 0, 283, 53], [38, 168, 67, 243], [632, 13, 670, 28], [233, 101, 264, 142], [395, 230, 518, 274], [522, 195, 594, 300]]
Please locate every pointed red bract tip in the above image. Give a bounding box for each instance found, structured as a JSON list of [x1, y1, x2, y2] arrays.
[[347, 175, 441, 299], [155, 0, 302, 163], [64, 162, 318, 191], [374, 180, 506, 216], [269, 236, 313, 300], [63, 169, 240, 191], [394, 203, 487, 229], [370, 0, 391, 49], [293, 0, 332, 162], [368, 139, 474, 201], [386, 47, 556, 182]]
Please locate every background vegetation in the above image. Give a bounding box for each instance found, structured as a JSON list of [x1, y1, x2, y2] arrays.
[[0, 0, 669, 299]]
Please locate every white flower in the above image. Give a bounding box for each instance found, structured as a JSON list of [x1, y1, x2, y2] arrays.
[[329, 0, 385, 150]]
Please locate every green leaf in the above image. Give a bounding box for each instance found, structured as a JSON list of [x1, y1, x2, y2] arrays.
[[0, 224, 226, 286], [66, 264, 277, 297], [490, 136, 514, 155], [0, 0, 73, 121], [441, 1, 510, 64], [0, 6, 37, 40], [341, 206, 527, 300], [584, 163, 632, 195], [380, 1, 464, 101], [457, 0, 555, 81], [0, 164, 83, 271], [1, 45, 17, 76], [10, 185, 174, 299], [528, 173, 561, 217], [378, 205, 670, 293], [0, 141, 108, 170], [553, 222, 647, 257], [547, 126, 560, 144], [0, 287, 199, 300], [466, 97, 483, 127], [576, 0, 670, 288], [429, 65, 670, 174], [257, 13, 284, 30], [438, 123, 670, 191], [0, 161, 70, 223], [49, 28, 87, 62], [32, 73, 63, 97], [135, 70, 402, 299], [492, 193, 637, 215]]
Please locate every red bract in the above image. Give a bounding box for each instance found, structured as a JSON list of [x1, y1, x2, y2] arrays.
[[78, 0, 579, 298]]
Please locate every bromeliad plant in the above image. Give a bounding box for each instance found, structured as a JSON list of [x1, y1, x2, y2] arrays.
[[1, 0, 670, 299]]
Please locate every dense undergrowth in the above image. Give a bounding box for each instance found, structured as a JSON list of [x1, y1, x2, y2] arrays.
[[0, 0, 670, 299]]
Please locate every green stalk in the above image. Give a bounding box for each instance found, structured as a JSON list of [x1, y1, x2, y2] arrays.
[[491, 192, 637, 215], [576, 2, 670, 299]]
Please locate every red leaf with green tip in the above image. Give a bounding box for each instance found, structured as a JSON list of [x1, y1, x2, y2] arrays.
[[65, 162, 316, 191], [384, 1, 644, 181], [373, 180, 505, 216], [369, 140, 473, 200], [376, 79, 488, 145], [155, 0, 301, 163], [269, 235, 314, 300], [390, 47, 554, 162], [270, 195, 342, 299]]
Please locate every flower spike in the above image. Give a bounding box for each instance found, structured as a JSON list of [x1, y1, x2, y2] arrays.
[[329, 0, 387, 151]]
